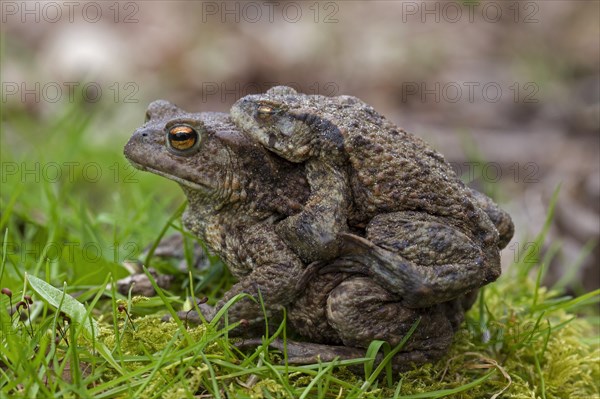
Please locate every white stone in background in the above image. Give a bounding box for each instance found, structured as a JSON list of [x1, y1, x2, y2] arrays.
[[41, 24, 128, 81]]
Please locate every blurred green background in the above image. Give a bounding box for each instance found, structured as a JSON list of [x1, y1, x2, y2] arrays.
[[1, 1, 599, 290]]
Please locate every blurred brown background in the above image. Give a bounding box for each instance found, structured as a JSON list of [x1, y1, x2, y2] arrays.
[[2, 1, 599, 290]]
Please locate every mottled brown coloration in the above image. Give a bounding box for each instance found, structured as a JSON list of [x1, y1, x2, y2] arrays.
[[125, 93, 513, 370], [231, 86, 514, 307]]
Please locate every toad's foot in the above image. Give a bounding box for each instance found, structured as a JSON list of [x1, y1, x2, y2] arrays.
[[275, 210, 344, 263], [236, 338, 442, 373]]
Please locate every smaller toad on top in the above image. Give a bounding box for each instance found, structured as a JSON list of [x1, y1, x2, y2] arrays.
[[231, 86, 513, 307]]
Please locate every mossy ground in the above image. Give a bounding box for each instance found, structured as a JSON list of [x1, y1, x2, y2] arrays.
[[2, 236, 597, 398], [77, 270, 600, 399]]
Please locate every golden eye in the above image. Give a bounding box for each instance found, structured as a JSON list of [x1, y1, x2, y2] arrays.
[[257, 105, 275, 120], [256, 104, 282, 121], [167, 125, 198, 152]]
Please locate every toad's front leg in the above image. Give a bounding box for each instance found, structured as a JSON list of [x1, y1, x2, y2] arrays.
[[275, 159, 350, 263], [194, 222, 308, 335]]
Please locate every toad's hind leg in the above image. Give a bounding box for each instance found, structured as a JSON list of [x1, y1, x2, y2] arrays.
[[324, 211, 499, 308], [325, 277, 455, 365], [239, 277, 468, 371]]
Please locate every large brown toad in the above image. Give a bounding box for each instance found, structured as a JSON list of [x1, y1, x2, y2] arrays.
[[125, 100, 309, 333], [231, 86, 514, 307]]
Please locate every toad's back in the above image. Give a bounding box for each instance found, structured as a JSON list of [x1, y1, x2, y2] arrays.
[[312, 97, 489, 238]]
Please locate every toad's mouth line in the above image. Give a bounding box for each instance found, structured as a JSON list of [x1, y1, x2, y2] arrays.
[[127, 159, 210, 192]]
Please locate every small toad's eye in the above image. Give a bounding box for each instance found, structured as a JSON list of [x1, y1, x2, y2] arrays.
[[257, 102, 285, 121], [167, 125, 199, 153], [256, 104, 275, 120]]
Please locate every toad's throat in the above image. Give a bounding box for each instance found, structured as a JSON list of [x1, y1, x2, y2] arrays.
[[127, 159, 210, 192]]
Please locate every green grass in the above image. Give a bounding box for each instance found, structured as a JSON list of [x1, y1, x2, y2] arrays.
[[1, 102, 599, 398]]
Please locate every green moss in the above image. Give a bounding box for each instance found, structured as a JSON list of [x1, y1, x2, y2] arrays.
[[160, 366, 209, 399], [100, 315, 206, 356]]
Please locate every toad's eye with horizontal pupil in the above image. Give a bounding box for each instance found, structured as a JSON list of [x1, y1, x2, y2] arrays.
[[257, 105, 277, 120], [167, 125, 199, 152]]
